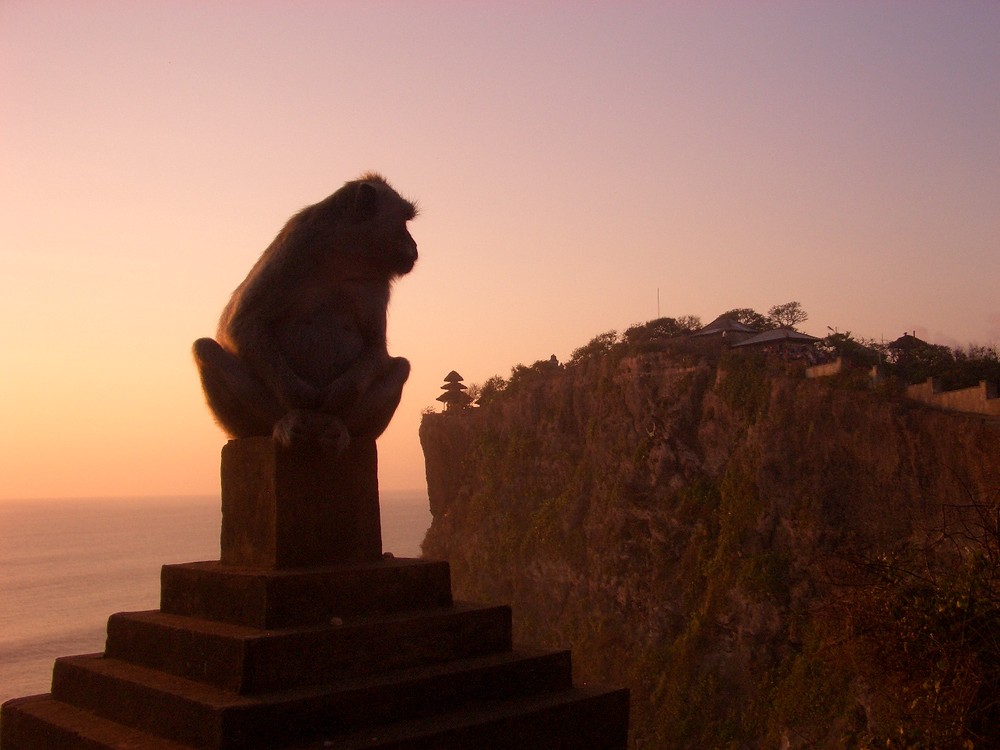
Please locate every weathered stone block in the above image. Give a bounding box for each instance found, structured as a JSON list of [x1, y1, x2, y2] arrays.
[[104, 603, 512, 693], [220, 436, 381, 568], [48, 649, 578, 749], [160, 558, 453, 628]]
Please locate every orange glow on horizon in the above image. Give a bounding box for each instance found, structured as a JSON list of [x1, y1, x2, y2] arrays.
[[2, 2, 998, 500]]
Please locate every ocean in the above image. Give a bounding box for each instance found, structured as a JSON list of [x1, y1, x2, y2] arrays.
[[0, 491, 431, 707]]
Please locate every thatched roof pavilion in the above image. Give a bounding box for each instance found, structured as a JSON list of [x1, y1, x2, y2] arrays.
[[731, 328, 820, 348], [691, 314, 760, 340]]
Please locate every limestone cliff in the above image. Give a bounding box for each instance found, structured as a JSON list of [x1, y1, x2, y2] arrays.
[[420, 340, 1000, 749]]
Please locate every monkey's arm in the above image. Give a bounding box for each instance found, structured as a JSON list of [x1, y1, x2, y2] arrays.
[[240, 326, 321, 409], [319, 349, 382, 413], [223, 286, 323, 411], [318, 279, 391, 412]]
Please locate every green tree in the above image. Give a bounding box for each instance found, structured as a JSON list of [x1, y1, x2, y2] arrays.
[[946, 345, 1000, 389], [820, 329, 880, 367], [476, 375, 508, 405], [569, 330, 619, 363], [721, 307, 770, 330], [507, 358, 561, 391], [676, 314, 702, 332], [623, 317, 701, 345], [766, 301, 808, 329], [887, 342, 954, 385]]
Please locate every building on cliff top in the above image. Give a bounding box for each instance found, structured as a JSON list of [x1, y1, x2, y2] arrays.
[[731, 327, 823, 364], [730, 327, 821, 349], [691, 314, 760, 343]]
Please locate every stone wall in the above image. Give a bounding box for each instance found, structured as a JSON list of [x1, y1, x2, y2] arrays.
[[805, 357, 844, 378], [907, 377, 1000, 416]]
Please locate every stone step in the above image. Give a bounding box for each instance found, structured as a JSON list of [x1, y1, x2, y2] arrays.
[[160, 557, 452, 629], [0, 693, 196, 750], [2, 684, 629, 750], [50, 648, 573, 749], [284, 685, 631, 750], [104, 602, 512, 693]]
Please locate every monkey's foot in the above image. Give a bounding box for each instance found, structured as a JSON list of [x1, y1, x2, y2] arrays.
[[273, 410, 350, 455]]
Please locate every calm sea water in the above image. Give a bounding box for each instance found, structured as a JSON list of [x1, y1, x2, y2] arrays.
[[0, 491, 431, 706]]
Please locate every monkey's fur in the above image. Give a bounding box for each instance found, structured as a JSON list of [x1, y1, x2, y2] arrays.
[[193, 173, 418, 453]]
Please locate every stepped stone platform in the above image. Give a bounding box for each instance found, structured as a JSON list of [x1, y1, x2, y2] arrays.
[[1, 437, 629, 749]]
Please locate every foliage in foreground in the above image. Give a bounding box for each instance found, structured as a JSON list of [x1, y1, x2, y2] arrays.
[[850, 493, 1000, 749]]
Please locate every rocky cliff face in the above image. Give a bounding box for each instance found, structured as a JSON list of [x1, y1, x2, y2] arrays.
[[420, 342, 1000, 749]]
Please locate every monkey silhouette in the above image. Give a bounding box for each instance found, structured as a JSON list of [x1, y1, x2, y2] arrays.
[[194, 173, 418, 453]]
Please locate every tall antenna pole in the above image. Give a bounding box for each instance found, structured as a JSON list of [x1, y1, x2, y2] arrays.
[[656, 288, 660, 319]]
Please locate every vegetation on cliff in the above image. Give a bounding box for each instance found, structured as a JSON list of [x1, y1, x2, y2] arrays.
[[420, 321, 1000, 750]]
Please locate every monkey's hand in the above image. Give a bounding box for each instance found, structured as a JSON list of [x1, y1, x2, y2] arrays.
[[247, 346, 323, 410], [225, 311, 327, 411], [273, 410, 350, 454], [274, 375, 324, 411], [320, 356, 380, 414]]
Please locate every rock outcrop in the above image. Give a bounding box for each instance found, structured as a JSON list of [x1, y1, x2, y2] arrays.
[[420, 342, 1000, 749]]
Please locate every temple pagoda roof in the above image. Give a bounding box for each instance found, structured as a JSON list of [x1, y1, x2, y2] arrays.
[[691, 314, 760, 337]]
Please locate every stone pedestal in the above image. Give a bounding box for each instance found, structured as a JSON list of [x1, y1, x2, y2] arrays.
[[220, 436, 381, 567], [1, 438, 630, 749], [160, 557, 453, 629]]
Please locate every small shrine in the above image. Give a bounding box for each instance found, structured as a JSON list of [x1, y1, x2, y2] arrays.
[[436, 370, 474, 412]]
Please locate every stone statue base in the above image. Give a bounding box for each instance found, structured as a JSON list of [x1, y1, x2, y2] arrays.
[[220, 437, 381, 568], [1, 439, 629, 749]]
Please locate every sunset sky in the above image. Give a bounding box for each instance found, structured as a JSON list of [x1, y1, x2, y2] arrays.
[[2, 2, 998, 500]]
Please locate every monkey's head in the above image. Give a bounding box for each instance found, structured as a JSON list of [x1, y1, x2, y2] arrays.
[[317, 173, 418, 280]]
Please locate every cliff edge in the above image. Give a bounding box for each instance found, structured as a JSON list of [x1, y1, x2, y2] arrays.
[[420, 342, 1000, 749]]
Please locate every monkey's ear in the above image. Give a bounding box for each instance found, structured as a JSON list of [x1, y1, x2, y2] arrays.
[[355, 182, 379, 218]]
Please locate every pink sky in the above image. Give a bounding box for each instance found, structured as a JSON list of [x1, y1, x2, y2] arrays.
[[2, 1, 998, 500]]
